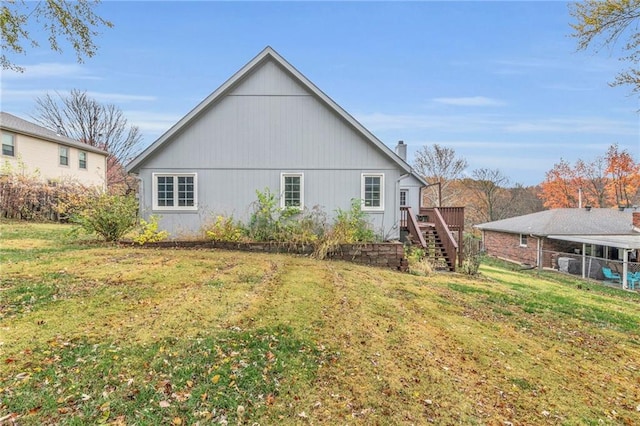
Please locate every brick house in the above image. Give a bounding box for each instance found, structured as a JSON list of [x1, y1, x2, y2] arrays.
[[475, 208, 640, 288]]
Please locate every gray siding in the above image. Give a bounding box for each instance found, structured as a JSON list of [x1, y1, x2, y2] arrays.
[[137, 57, 412, 239]]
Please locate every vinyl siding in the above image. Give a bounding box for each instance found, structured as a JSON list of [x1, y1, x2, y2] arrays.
[[137, 56, 409, 239], [1, 131, 107, 188]]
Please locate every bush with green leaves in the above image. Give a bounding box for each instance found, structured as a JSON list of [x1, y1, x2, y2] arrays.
[[133, 215, 169, 245], [205, 215, 246, 242], [313, 199, 377, 259], [71, 193, 138, 242]]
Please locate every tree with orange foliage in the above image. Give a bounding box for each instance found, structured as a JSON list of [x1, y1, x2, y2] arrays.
[[606, 144, 640, 207], [539, 159, 580, 208]]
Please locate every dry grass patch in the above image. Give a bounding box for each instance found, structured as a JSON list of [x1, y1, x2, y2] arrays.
[[1, 222, 639, 425]]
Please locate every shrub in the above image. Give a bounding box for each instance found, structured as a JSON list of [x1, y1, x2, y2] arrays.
[[405, 245, 433, 276], [133, 215, 169, 245], [71, 193, 138, 242], [247, 188, 281, 241], [205, 215, 245, 242], [0, 172, 96, 221], [313, 199, 376, 259]]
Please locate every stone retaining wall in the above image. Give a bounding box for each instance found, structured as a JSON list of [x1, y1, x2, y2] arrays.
[[132, 240, 408, 271]]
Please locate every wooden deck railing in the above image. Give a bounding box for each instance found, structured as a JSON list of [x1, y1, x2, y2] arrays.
[[431, 207, 458, 269], [401, 206, 427, 248], [419, 207, 464, 230]]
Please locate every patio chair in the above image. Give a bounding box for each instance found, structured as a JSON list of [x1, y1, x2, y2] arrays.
[[602, 267, 621, 284], [626, 272, 639, 290]]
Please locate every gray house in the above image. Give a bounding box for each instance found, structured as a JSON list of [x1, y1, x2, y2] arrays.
[[126, 47, 426, 240]]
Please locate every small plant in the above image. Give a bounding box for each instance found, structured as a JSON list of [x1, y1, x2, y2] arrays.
[[71, 193, 138, 242], [247, 188, 281, 241], [313, 199, 376, 259], [205, 215, 245, 242], [405, 245, 433, 276], [133, 215, 169, 245]]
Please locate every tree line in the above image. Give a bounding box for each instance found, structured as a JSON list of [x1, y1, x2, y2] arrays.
[[412, 143, 639, 230]]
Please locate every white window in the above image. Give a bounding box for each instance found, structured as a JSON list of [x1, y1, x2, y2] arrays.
[[78, 151, 87, 169], [281, 173, 303, 209], [2, 132, 15, 157], [361, 173, 384, 211], [152, 173, 197, 210], [400, 189, 408, 207], [59, 146, 69, 166], [520, 234, 528, 247]]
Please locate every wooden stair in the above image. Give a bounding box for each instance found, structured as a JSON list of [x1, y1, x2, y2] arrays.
[[401, 206, 463, 272]]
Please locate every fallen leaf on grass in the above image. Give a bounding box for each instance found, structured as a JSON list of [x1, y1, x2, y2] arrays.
[[159, 400, 171, 408]]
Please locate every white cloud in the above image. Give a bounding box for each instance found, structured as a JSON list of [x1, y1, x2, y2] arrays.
[[124, 110, 182, 139], [87, 92, 157, 103], [1, 62, 98, 80], [504, 117, 638, 135], [432, 96, 506, 107]]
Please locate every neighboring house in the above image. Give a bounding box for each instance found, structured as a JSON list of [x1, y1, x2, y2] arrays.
[[0, 112, 108, 188], [475, 208, 640, 288], [126, 46, 428, 241]]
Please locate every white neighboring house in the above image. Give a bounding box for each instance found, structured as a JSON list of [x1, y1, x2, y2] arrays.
[[1, 112, 108, 188]]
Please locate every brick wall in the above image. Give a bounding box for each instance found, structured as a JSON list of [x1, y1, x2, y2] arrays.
[[134, 240, 408, 271], [483, 231, 582, 268], [483, 231, 538, 265]]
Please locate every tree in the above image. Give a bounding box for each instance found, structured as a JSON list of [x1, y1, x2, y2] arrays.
[[570, 0, 640, 95], [538, 159, 580, 208], [469, 168, 511, 222], [413, 144, 468, 206], [538, 144, 639, 209], [33, 89, 141, 192], [1, 0, 113, 71], [575, 157, 611, 207], [605, 143, 640, 206]]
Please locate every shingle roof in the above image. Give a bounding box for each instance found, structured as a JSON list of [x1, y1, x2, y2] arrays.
[[474, 208, 638, 236], [0, 112, 108, 156]]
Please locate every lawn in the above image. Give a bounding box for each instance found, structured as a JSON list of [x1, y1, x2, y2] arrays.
[[1, 222, 639, 425]]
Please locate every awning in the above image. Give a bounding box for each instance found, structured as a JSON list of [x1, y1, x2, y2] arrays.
[[547, 235, 640, 250]]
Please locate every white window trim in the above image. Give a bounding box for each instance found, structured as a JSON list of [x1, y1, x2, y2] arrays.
[[59, 145, 70, 167], [152, 172, 198, 211], [361, 173, 384, 212], [78, 151, 88, 170], [399, 188, 408, 207], [2, 131, 16, 157], [519, 234, 528, 247], [280, 172, 304, 210]]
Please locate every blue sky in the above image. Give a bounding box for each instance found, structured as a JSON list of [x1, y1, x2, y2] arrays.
[[1, 0, 638, 186]]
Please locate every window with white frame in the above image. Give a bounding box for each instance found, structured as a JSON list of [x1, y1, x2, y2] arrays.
[[400, 189, 408, 207], [281, 173, 303, 209], [519, 234, 528, 247], [2, 132, 15, 157], [59, 146, 69, 166], [152, 173, 197, 210], [361, 173, 384, 211], [78, 151, 87, 169]]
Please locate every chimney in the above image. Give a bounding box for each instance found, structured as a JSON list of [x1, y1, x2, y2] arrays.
[[633, 212, 640, 229], [395, 140, 407, 161]]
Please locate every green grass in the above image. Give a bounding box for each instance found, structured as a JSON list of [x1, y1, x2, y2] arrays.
[[1, 222, 640, 425]]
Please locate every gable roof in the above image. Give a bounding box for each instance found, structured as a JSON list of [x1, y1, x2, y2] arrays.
[[126, 46, 425, 184], [0, 112, 108, 156], [475, 208, 638, 236]]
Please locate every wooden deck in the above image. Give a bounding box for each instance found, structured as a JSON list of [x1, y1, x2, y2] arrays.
[[400, 206, 464, 272]]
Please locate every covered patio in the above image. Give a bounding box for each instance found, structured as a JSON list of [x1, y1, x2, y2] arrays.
[[547, 234, 640, 290]]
